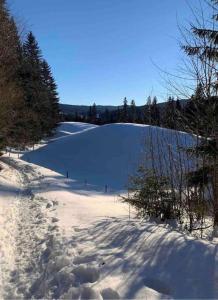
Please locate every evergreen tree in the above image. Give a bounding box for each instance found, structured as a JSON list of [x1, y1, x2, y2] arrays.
[[41, 59, 60, 133], [21, 32, 60, 141], [151, 96, 160, 126], [87, 103, 97, 123], [122, 168, 177, 221], [88, 106, 92, 121], [116, 106, 122, 122], [182, 0, 218, 235], [92, 103, 97, 122], [163, 97, 176, 129], [103, 108, 110, 124], [0, 2, 60, 151], [21, 32, 46, 142], [121, 97, 128, 122], [144, 96, 152, 125], [130, 99, 137, 123], [175, 98, 182, 113], [0, 1, 29, 150]]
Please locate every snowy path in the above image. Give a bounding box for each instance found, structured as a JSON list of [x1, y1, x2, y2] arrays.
[[0, 159, 61, 299], [1, 157, 218, 299], [0, 158, 131, 299]]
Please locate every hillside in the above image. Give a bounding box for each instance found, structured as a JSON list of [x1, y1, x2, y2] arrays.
[[22, 122, 195, 191]]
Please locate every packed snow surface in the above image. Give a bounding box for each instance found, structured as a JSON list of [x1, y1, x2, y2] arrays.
[[0, 122, 217, 299], [22, 122, 195, 191]]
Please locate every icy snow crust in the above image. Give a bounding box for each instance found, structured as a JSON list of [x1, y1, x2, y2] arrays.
[[0, 122, 217, 299]]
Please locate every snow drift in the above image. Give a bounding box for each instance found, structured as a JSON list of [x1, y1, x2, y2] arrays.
[[22, 122, 195, 191]]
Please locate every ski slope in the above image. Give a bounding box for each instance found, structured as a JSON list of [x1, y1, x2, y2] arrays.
[[22, 122, 195, 191]]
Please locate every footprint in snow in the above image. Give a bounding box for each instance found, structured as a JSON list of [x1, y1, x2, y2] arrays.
[[72, 265, 100, 284], [101, 288, 120, 299], [80, 286, 102, 300], [73, 227, 84, 233], [51, 217, 59, 223], [73, 254, 98, 265], [143, 277, 171, 296]]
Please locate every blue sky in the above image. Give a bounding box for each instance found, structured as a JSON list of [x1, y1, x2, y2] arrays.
[[9, 0, 198, 105]]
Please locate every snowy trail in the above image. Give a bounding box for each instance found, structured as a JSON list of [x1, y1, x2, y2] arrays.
[[1, 123, 218, 299], [0, 159, 61, 299], [0, 158, 130, 299]]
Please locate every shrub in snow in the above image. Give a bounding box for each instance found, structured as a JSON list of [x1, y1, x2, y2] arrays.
[[123, 168, 180, 222]]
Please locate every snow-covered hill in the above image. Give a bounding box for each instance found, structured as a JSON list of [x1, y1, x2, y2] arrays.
[[22, 122, 195, 191]]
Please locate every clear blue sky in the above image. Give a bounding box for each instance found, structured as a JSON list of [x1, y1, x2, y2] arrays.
[[9, 0, 197, 105]]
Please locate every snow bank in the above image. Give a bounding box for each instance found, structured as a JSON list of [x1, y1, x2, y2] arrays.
[[22, 122, 195, 191]]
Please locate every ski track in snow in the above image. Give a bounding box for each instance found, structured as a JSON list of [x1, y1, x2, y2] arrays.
[[0, 122, 218, 299]]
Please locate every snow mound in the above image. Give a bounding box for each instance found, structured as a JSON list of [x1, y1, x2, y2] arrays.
[[22, 123, 195, 191], [53, 122, 98, 139]]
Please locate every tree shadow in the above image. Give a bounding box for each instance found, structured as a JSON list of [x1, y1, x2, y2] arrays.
[[70, 218, 218, 299]]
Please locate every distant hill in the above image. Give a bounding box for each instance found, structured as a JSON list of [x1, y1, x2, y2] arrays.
[[59, 100, 188, 116], [59, 104, 117, 115]]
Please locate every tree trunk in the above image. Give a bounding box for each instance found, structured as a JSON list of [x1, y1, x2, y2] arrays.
[[213, 129, 218, 237]]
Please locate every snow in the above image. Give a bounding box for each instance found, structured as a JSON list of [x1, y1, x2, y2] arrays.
[[22, 122, 195, 192], [0, 122, 217, 299], [52, 122, 98, 140]]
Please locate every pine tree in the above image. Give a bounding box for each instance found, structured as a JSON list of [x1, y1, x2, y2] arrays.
[[116, 106, 122, 122], [130, 99, 137, 123], [103, 108, 110, 124], [0, 3, 60, 151], [41, 60, 60, 133], [0, 1, 29, 150], [182, 0, 218, 235], [121, 97, 128, 122], [144, 96, 152, 125], [21, 32, 59, 141], [163, 97, 176, 129], [92, 103, 97, 122], [21, 32, 45, 142], [151, 96, 160, 126]]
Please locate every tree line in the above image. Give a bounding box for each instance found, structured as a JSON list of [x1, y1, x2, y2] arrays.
[[0, 0, 60, 152], [64, 95, 201, 135], [62, 96, 185, 128]]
